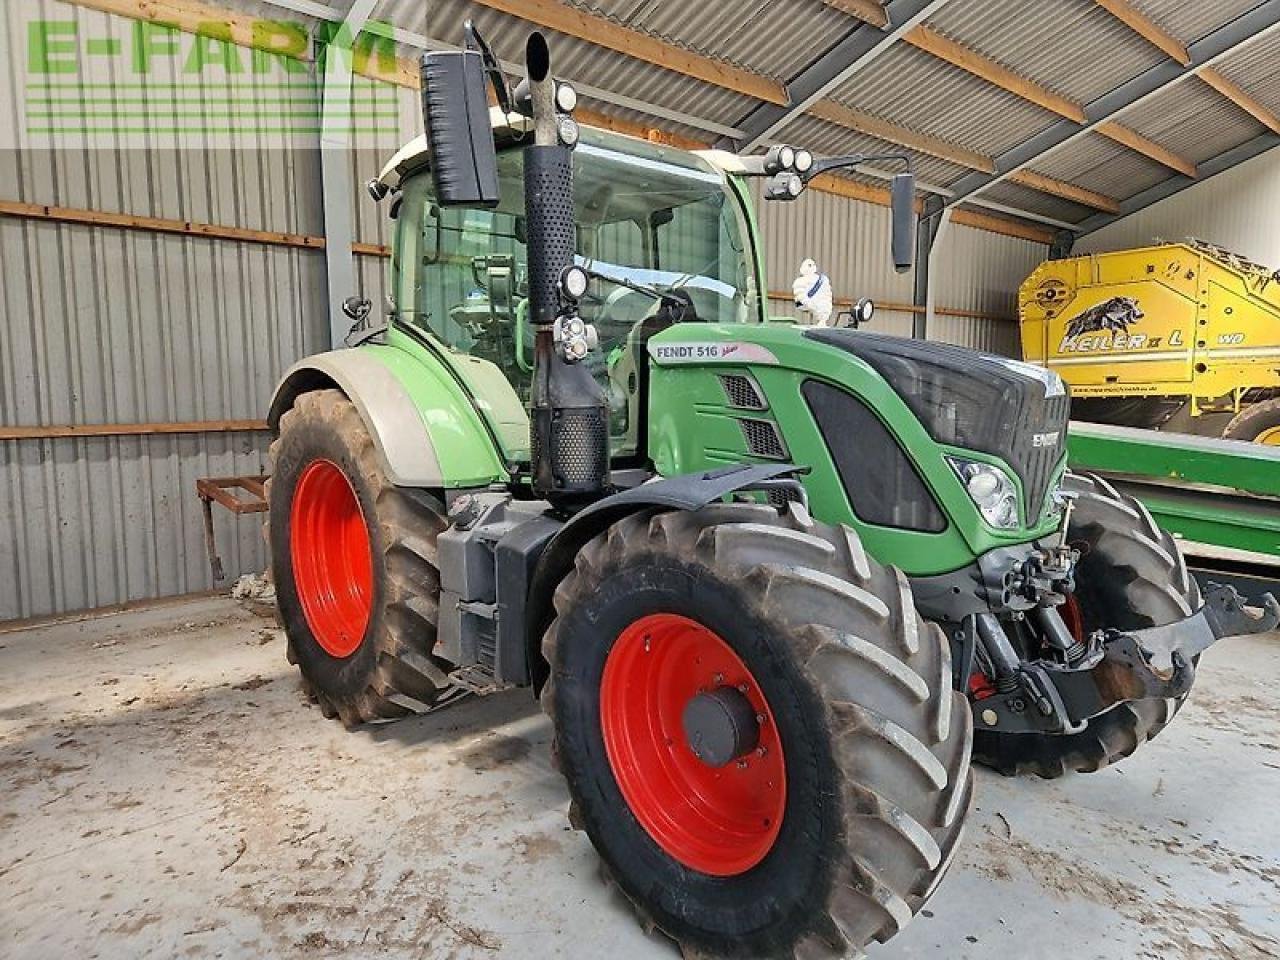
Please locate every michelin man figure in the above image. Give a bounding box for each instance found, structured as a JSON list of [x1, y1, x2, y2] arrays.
[[792, 258, 834, 326]]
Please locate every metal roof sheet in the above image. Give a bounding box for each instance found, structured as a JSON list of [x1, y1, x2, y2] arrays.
[[408, 0, 758, 129], [1028, 133, 1170, 201], [927, 0, 1166, 107], [1128, 0, 1266, 44], [560, 0, 858, 82], [828, 43, 1057, 157], [1212, 32, 1280, 116], [1120, 78, 1268, 165], [980, 179, 1095, 224]]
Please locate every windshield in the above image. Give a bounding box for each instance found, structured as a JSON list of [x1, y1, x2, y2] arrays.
[[393, 139, 758, 346], [390, 133, 759, 459]]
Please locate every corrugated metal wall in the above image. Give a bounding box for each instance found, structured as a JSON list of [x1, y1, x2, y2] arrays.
[[0, 0, 333, 620], [930, 223, 1047, 356], [1076, 148, 1280, 263], [1, 3, 1046, 620]]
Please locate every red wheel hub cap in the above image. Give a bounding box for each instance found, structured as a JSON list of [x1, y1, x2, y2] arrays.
[[289, 459, 373, 658], [600, 613, 786, 876]]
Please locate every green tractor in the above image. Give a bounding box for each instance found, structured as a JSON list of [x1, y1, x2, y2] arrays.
[[267, 25, 1276, 959]]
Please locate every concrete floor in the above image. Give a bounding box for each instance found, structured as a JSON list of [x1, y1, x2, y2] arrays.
[[3, 596, 1279, 960]]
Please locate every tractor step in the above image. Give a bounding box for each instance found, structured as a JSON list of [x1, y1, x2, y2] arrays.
[[447, 664, 513, 696]]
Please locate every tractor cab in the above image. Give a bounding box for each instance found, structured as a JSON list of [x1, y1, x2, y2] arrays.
[[378, 117, 765, 466]]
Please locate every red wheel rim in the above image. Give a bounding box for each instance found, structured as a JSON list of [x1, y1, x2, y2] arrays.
[[600, 613, 786, 876], [289, 459, 373, 658]]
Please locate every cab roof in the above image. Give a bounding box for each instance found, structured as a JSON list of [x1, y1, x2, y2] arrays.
[[376, 107, 745, 190]]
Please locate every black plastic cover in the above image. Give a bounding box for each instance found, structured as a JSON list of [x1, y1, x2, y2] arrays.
[[803, 380, 946, 533], [806, 329, 1070, 520]]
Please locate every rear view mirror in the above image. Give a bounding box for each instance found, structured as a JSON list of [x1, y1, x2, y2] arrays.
[[896, 172, 916, 273], [891, 172, 916, 273], [420, 46, 499, 207]]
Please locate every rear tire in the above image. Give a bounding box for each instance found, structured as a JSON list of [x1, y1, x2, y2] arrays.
[[972, 472, 1201, 778], [542, 503, 972, 958], [1223, 397, 1280, 445], [268, 389, 455, 726]]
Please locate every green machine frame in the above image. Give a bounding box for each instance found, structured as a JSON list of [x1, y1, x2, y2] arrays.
[[1068, 421, 1280, 563]]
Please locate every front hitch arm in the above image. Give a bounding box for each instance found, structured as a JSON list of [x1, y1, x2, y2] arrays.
[[1126, 582, 1280, 673], [975, 584, 1278, 736]]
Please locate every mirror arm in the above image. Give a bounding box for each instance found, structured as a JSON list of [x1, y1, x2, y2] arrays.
[[464, 20, 513, 114], [802, 152, 912, 183]]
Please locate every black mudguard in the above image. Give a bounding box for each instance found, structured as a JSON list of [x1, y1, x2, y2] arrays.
[[503, 464, 805, 693]]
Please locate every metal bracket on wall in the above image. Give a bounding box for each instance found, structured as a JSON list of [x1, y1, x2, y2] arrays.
[[196, 476, 269, 582]]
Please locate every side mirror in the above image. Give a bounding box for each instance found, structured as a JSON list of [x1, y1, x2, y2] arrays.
[[343, 296, 372, 323], [420, 39, 499, 207], [891, 172, 916, 273]]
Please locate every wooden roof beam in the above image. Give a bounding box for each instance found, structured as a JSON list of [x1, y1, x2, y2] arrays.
[[807, 101, 994, 171], [1093, 0, 1190, 65], [1006, 170, 1121, 213], [821, 0, 890, 28], [904, 25, 1086, 123], [1199, 68, 1280, 134], [468, 0, 788, 106], [1095, 121, 1199, 177]]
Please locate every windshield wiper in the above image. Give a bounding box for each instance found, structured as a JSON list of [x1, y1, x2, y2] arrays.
[[580, 262, 687, 308]]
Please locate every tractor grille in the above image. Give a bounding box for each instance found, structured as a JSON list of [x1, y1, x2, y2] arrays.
[[720, 373, 767, 410], [803, 380, 946, 533], [1018, 392, 1071, 520], [766, 486, 802, 509], [738, 417, 787, 460]]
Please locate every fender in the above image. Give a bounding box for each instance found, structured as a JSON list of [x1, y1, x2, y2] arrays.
[[510, 463, 805, 692], [268, 346, 508, 488]]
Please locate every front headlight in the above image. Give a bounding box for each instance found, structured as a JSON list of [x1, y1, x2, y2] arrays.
[[948, 457, 1020, 529]]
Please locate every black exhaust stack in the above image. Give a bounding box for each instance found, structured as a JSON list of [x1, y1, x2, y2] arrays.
[[520, 34, 610, 505], [420, 26, 609, 507]]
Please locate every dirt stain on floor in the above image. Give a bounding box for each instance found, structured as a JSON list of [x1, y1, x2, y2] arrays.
[[971, 825, 1280, 959], [455, 733, 532, 772]]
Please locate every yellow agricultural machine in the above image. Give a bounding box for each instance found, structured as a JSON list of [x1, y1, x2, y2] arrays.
[[1019, 240, 1280, 444]]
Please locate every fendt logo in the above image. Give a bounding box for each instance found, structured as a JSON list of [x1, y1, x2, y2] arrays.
[[1058, 296, 1185, 353]]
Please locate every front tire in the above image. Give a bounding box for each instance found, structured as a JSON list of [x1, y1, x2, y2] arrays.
[[972, 472, 1202, 778], [542, 504, 972, 958], [268, 389, 454, 726]]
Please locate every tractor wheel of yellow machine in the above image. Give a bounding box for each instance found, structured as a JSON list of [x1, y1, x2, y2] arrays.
[[1223, 398, 1280, 445]]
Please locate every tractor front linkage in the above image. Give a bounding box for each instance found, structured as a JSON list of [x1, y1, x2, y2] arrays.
[[962, 581, 1279, 735]]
